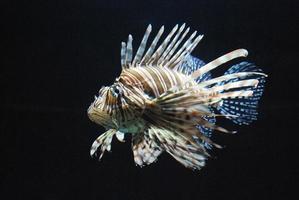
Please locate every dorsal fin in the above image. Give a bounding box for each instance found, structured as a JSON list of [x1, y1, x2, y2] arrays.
[[157, 23, 186, 65], [191, 49, 248, 79], [125, 35, 133, 66], [140, 26, 164, 65], [148, 24, 178, 65], [120, 24, 203, 69], [132, 24, 152, 66]]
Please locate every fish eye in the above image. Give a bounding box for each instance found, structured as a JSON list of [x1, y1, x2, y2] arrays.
[[114, 87, 119, 94], [111, 85, 121, 97]]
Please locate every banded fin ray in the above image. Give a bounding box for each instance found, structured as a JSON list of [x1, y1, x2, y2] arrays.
[[196, 107, 216, 149], [147, 125, 208, 170], [148, 24, 179, 65], [120, 24, 204, 69], [125, 35, 133, 66], [90, 129, 117, 160], [144, 86, 237, 151], [214, 62, 267, 125], [132, 24, 152, 66], [157, 23, 186, 65], [140, 26, 165, 65], [191, 49, 249, 79], [132, 133, 162, 166]]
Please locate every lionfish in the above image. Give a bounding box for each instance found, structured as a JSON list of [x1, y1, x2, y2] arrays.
[[87, 24, 267, 170]]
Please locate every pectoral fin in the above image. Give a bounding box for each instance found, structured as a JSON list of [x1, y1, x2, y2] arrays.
[[132, 132, 162, 167], [90, 129, 117, 160]]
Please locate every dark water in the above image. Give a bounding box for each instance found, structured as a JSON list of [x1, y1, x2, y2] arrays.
[[2, 0, 297, 199]]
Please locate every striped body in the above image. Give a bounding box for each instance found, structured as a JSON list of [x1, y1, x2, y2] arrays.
[[88, 67, 195, 135], [120, 66, 195, 98], [88, 24, 267, 170]]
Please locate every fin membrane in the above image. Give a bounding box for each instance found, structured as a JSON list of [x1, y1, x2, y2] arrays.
[[177, 54, 212, 83], [216, 62, 266, 125]]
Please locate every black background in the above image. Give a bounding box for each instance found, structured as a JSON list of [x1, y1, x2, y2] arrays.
[[2, 0, 298, 199]]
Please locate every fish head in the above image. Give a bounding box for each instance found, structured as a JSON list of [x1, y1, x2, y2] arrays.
[[88, 80, 147, 130], [87, 85, 116, 128], [87, 82, 131, 129]]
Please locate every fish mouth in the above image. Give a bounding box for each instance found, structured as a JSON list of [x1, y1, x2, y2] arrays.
[[87, 104, 111, 127], [87, 105, 93, 121], [87, 104, 96, 122]]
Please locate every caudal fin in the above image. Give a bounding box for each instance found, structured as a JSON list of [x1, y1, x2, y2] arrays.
[[216, 62, 266, 125]]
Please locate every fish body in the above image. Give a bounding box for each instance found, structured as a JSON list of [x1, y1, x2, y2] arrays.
[[87, 24, 267, 170]]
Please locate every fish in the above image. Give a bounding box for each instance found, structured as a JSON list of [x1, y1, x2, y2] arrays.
[[87, 24, 267, 170]]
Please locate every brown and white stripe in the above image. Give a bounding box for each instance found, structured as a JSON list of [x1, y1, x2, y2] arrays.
[[120, 66, 193, 98]]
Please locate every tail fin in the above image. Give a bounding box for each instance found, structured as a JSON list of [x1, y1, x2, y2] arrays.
[[215, 62, 266, 125]]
